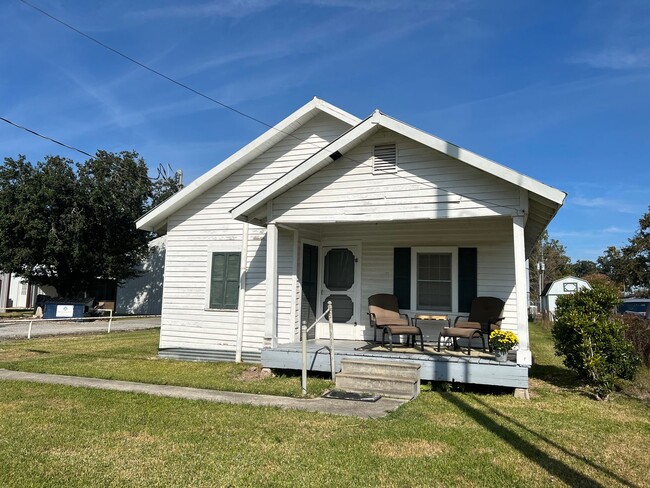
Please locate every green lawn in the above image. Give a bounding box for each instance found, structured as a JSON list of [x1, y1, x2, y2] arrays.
[[1, 325, 649, 487], [0, 329, 332, 397]]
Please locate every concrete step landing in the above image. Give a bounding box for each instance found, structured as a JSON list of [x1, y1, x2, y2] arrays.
[[335, 359, 421, 400]]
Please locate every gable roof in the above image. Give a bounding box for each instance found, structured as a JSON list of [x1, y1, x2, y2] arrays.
[[231, 110, 567, 223], [136, 97, 360, 232]]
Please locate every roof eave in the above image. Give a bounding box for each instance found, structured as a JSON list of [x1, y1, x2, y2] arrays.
[[136, 97, 361, 231]]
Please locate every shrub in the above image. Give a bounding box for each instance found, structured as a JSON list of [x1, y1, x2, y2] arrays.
[[620, 314, 650, 367], [552, 284, 641, 400]]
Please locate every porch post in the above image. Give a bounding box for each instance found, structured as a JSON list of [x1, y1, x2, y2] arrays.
[[512, 216, 531, 366], [265, 222, 279, 348]]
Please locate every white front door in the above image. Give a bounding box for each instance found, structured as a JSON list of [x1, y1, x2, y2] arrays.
[[317, 245, 362, 340]]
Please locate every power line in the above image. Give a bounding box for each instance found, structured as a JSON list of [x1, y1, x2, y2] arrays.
[[19, 0, 521, 212], [19, 0, 276, 132], [0, 116, 94, 158]]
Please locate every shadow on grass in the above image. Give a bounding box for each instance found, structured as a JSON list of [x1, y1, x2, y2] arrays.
[[442, 393, 639, 488], [529, 363, 581, 389]]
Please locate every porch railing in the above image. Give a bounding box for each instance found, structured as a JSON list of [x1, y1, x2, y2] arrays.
[[301, 300, 335, 396]]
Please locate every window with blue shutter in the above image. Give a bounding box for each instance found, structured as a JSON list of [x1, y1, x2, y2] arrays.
[[209, 252, 241, 309]]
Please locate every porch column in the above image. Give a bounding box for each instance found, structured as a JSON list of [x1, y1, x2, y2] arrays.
[[265, 222, 279, 348], [513, 216, 531, 365]]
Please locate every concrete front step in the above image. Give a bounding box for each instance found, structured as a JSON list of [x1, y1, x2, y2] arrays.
[[340, 358, 421, 379], [336, 358, 421, 400], [336, 372, 419, 400]]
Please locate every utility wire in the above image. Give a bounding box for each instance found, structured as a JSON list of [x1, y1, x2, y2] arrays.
[[19, 0, 521, 212], [0, 116, 94, 158], [19, 0, 276, 132]]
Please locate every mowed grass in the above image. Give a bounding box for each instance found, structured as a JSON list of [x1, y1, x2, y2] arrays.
[[0, 329, 332, 397], [1, 325, 649, 487]]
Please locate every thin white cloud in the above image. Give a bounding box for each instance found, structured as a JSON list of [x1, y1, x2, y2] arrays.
[[572, 196, 639, 214], [131, 0, 466, 19], [570, 49, 650, 70]]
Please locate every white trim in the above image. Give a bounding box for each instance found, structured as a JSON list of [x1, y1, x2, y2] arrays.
[[265, 222, 279, 346], [410, 246, 459, 315], [232, 110, 566, 223], [136, 98, 360, 231], [232, 113, 381, 221], [235, 223, 249, 362], [513, 216, 531, 366]]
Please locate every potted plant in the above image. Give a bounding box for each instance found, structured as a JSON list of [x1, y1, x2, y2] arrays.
[[489, 330, 519, 362]]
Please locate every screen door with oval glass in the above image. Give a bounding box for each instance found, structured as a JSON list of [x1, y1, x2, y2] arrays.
[[319, 245, 361, 340]]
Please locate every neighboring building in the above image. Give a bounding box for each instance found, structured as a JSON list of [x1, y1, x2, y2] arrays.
[[541, 276, 592, 319], [0, 272, 55, 311], [136, 98, 566, 380], [116, 235, 166, 315]]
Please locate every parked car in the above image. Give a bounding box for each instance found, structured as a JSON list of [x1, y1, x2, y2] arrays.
[[618, 298, 650, 319]]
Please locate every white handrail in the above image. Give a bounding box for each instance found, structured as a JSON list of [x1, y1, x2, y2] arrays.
[[0, 312, 158, 339], [301, 301, 334, 396]]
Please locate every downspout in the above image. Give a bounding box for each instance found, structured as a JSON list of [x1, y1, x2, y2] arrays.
[[235, 222, 249, 363]]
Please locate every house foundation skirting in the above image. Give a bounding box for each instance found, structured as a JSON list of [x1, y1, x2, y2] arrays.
[[158, 348, 261, 363]]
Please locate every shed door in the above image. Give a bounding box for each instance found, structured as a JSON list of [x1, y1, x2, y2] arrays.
[[319, 245, 361, 340]]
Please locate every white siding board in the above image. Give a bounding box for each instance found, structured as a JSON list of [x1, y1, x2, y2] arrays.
[[159, 113, 351, 352], [272, 129, 521, 223]]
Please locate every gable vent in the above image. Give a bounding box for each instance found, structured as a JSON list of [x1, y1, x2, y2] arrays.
[[373, 144, 397, 174]]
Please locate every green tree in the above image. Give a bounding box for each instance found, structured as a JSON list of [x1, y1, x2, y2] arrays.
[[0, 151, 175, 298], [625, 206, 650, 288], [571, 259, 598, 278], [529, 231, 572, 305], [597, 246, 632, 289]]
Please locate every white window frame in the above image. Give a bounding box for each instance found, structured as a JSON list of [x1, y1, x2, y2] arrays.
[[410, 247, 458, 314], [204, 242, 242, 312]]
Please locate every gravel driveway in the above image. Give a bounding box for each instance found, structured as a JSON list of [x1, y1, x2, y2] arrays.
[[0, 316, 160, 340]]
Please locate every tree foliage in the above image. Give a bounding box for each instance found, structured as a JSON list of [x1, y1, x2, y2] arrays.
[[594, 208, 650, 292], [571, 259, 598, 278], [552, 284, 640, 400], [0, 151, 180, 298]]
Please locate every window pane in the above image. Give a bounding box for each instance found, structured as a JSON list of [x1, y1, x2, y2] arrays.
[[416, 252, 452, 311]]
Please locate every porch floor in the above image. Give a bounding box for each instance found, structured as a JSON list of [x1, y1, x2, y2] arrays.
[[261, 340, 528, 389]]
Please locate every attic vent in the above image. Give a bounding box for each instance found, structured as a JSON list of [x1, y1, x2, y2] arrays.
[[373, 144, 397, 174]]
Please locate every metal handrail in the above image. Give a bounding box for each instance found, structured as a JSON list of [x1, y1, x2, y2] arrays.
[[301, 301, 335, 396]]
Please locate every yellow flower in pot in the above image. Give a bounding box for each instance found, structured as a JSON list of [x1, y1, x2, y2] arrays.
[[489, 330, 519, 362]]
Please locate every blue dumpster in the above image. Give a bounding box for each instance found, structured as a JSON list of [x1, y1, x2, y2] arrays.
[[42, 301, 85, 319]]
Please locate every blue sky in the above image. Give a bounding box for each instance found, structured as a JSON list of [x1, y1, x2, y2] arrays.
[[1, 0, 649, 262]]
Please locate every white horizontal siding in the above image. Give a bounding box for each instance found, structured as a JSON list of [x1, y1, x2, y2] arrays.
[[272, 128, 522, 223], [310, 218, 518, 341], [159, 112, 352, 352]]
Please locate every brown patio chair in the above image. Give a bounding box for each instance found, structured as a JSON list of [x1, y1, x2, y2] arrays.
[[368, 294, 423, 352], [437, 296, 505, 354]]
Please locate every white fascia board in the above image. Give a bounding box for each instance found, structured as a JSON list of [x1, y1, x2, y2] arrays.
[[377, 113, 567, 206], [231, 113, 380, 222], [136, 97, 360, 231]]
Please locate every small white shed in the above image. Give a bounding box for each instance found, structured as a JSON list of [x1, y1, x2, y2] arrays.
[[541, 276, 591, 319]]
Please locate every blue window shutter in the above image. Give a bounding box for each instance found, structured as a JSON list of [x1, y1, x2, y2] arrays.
[[393, 248, 411, 309], [458, 248, 477, 313]]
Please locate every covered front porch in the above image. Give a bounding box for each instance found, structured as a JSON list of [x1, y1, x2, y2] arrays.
[[262, 339, 528, 389]]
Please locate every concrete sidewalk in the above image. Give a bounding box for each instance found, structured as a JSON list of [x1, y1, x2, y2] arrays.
[[0, 369, 405, 418]]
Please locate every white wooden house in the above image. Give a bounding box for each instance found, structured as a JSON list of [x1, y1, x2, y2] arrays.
[[136, 98, 566, 388], [541, 276, 591, 320]]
